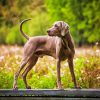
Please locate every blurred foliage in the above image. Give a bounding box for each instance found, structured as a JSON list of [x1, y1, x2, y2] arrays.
[[0, 45, 100, 89], [0, 0, 100, 45], [45, 0, 100, 45]]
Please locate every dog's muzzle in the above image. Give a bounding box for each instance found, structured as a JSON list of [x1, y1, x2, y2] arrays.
[[47, 30, 52, 36]]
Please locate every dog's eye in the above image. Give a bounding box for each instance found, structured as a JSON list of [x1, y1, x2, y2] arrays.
[[55, 24, 58, 28]]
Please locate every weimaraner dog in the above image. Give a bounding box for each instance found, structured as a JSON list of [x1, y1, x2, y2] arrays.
[[13, 19, 78, 90]]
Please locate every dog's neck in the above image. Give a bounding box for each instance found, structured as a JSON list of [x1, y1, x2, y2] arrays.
[[61, 31, 75, 54], [61, 30, 69, 48], [61, 35, 70, 50]]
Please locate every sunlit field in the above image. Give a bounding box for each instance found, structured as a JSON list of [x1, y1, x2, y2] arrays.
[[0, 45, 100, 89]]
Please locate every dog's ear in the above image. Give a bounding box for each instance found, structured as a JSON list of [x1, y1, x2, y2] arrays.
[[61, 29, 66, 36], [61, 22, 69, 36]]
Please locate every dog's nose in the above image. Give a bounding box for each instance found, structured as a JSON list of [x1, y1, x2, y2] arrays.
[[47, 30, 50, 33]]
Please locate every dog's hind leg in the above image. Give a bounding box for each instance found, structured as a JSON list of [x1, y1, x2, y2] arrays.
[[13, 53, 34, 90], [13, 58, 28, 90], [22, 56, 38, 89]]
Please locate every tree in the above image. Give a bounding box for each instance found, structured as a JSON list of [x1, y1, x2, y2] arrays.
[[45, 0, 100, 45]]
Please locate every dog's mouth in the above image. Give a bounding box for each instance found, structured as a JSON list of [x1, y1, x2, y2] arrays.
[[47, 31, 61, 37], [48, 32, 55, 37], [47, 30, 53, 36]]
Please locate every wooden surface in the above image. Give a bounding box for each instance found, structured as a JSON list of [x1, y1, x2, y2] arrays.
[[0, 89, 100, 100]]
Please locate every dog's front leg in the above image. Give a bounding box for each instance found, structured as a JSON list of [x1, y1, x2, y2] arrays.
[[68, 57, 77, 88], [56, 38, 62, 89], [56, 59, 62, 89]]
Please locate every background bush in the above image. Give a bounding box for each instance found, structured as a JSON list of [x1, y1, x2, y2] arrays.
[[0, 0, 100, 45]]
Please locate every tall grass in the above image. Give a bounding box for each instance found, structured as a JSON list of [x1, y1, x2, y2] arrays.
[[0, 45, 100, 89]]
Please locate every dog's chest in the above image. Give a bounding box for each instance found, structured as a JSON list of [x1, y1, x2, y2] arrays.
[[60, 47, 70, 61]]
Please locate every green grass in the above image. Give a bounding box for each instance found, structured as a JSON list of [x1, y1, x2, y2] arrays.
[[0, 45, 100, 89]]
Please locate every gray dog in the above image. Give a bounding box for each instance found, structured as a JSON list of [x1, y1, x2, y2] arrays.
[[13, 19, 78, 90]]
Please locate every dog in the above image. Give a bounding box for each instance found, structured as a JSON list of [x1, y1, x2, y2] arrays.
[[13, 19, 78, 90]]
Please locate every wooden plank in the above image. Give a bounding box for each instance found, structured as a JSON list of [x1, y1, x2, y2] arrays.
[[0, 89, 100, 98], [0, 97, 100, 100]]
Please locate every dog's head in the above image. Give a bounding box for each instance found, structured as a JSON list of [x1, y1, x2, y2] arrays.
[[47, 21, 69, 37]]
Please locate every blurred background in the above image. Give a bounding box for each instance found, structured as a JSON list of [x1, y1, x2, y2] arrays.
[[0, 0, 100, 89], [0, 0, 100, 45]]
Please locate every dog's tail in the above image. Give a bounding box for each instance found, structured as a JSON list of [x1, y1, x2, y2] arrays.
[[20, 18, 32, 40]]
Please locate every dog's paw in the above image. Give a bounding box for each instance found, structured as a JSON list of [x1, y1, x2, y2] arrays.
[[26, 85, 31, 89], [74, 85, 81, 89], [76, 86, 81, 89], [57, 86, 64, 90], [58, 88, 64, 90], [13, 87, 18, 90]]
